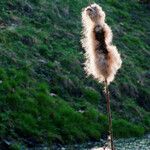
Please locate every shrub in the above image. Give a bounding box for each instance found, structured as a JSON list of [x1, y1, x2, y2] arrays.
[[12, 112, 39, 137], [113, 119, 145, 138], [82, 87, 101, 105]]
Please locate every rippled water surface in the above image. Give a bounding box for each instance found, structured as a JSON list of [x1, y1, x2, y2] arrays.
[[113, 136, 150, 150], [30, 135, 150, 150], [59, 135, 150, 150]]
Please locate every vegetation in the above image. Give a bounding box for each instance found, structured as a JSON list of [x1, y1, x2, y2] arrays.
[[0, 0, 149, 148]]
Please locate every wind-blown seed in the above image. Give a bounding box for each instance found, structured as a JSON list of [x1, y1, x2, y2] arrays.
[[81, 3, 122, 85]]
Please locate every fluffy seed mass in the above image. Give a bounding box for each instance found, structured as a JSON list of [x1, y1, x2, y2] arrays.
[[81, 3, 122, 84]]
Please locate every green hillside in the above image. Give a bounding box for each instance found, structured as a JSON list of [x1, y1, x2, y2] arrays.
[[0, 0, 150, 148]]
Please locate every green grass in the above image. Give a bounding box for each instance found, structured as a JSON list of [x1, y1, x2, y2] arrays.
[[113, 119, 145, 138], [0, 0, 150, 148]]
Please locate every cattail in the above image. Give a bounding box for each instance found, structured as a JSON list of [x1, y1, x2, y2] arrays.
[[81, 3, 122, 150], [81, 3, 122, 85]]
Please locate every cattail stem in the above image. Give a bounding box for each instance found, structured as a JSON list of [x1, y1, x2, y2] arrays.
[[104, 79, 114, 150]]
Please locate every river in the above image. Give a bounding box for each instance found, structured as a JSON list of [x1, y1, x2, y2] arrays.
[[29, 135, 150, 150], [49, 135, 150, 150]]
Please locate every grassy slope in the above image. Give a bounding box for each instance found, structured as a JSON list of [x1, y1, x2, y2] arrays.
[[0, 0, 150, 148]]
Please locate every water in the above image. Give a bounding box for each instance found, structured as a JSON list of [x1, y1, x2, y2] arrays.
[[113, 136, 150, 150], [93, 136, 150, 150], [29, 135, 150, 150], [57, 135, 150, 150]]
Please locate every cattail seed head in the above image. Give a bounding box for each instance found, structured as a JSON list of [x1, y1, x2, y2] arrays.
[[81, 3, 122, 85]]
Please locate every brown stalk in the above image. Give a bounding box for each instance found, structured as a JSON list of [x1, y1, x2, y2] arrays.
[[104, 79, 115, 150]]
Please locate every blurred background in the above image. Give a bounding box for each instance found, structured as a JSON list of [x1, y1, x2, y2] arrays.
[[0, 0, 149, 149]]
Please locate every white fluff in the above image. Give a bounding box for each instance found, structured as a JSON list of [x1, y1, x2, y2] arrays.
[[81, 3, 122, 84]]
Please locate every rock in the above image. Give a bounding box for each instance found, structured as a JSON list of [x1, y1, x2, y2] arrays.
[[78, 110, 84, 113], [21, 36, 34, 46], [23, 3, 33, 14], [50, 93, 57, 97]]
